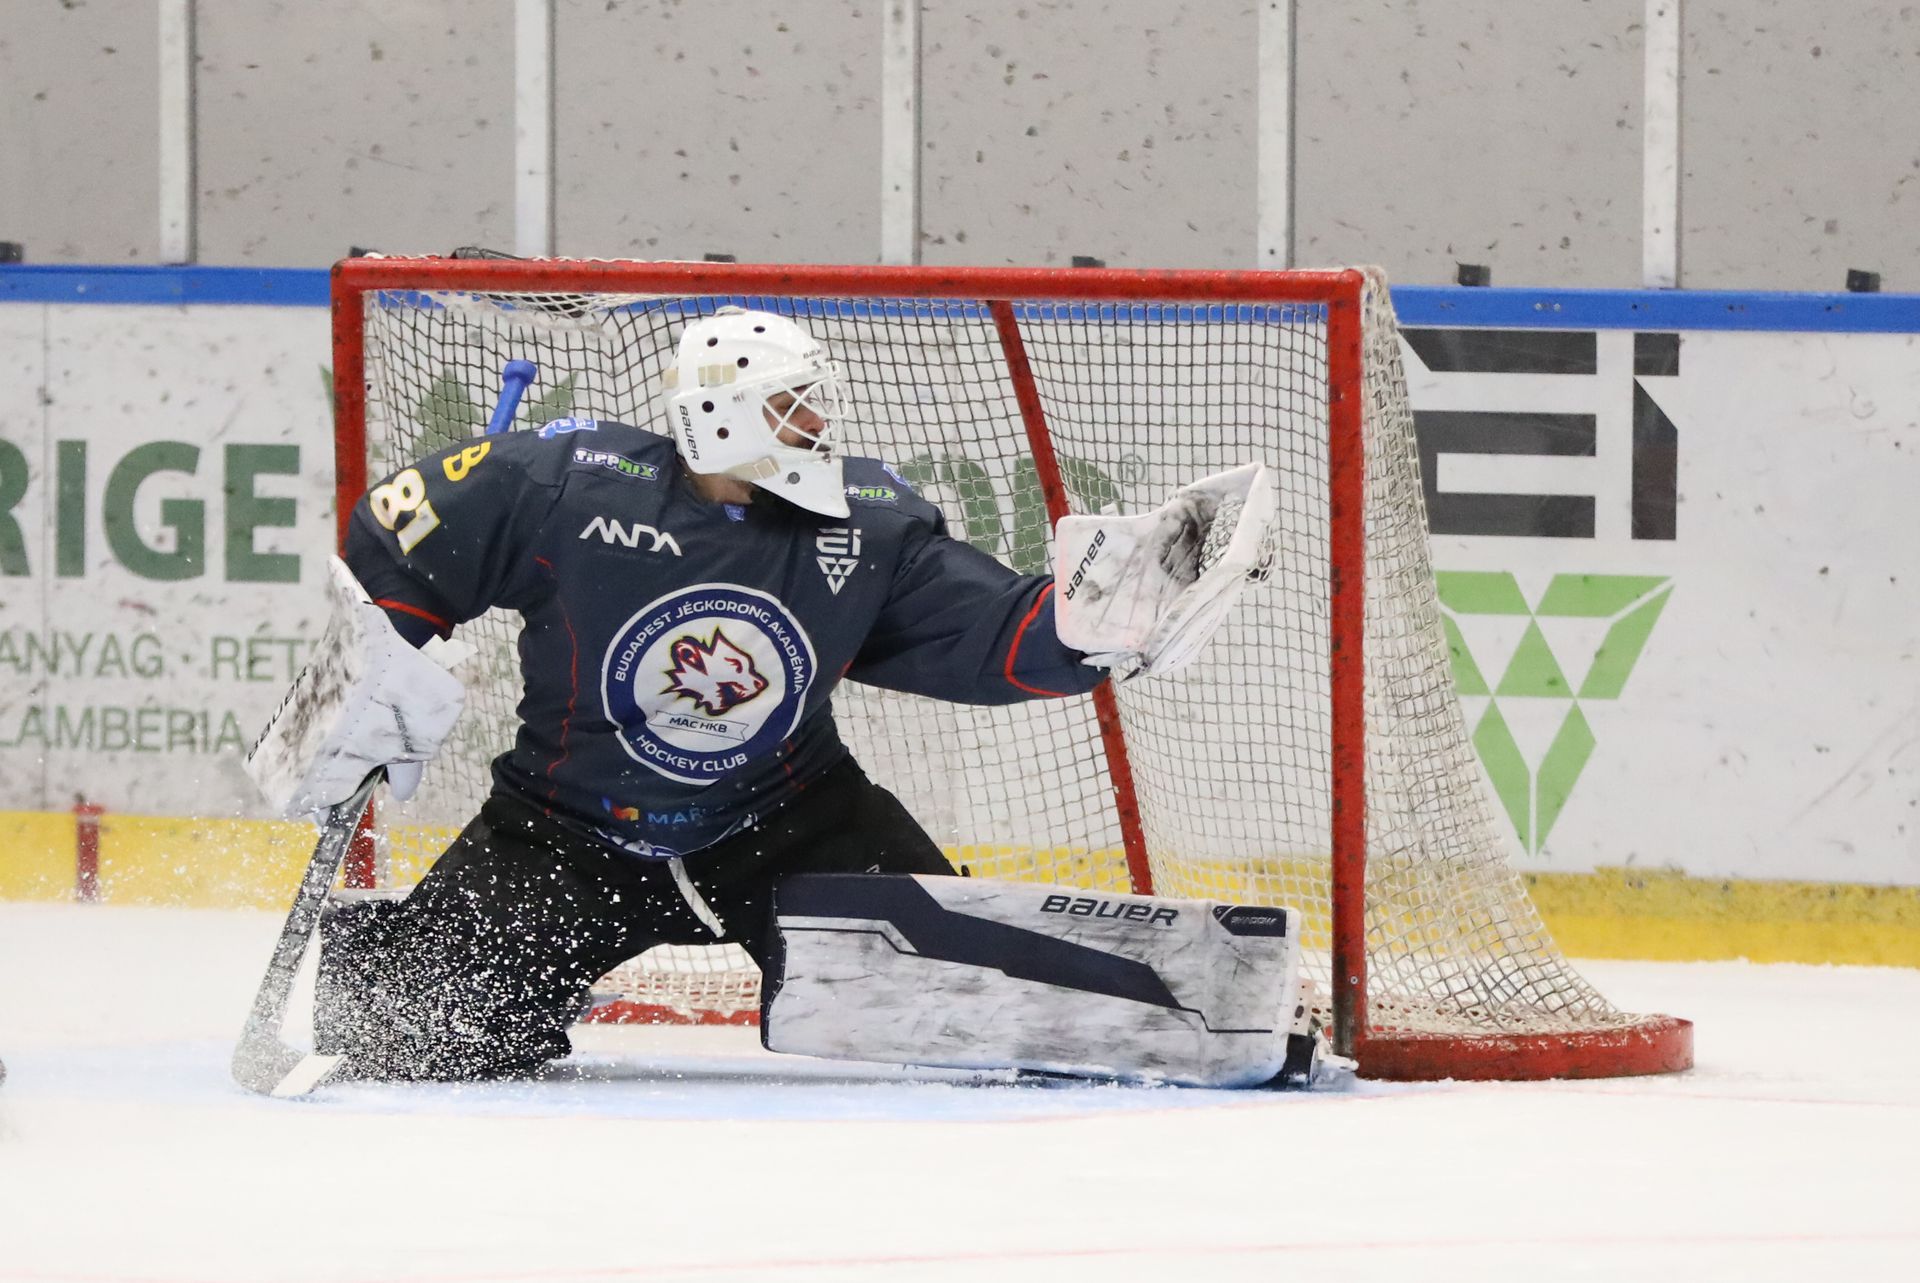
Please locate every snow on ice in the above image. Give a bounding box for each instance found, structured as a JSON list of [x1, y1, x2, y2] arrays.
[[0, 901, 1915, 1282]]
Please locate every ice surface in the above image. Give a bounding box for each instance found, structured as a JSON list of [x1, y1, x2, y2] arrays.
[[1, 901, 1915, 1282]]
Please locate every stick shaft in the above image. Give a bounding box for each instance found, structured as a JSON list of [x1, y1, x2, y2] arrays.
[[231, 773, 380, 1093]]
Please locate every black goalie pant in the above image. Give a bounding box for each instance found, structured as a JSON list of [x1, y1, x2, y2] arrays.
[[314, 756, 950, 1082]]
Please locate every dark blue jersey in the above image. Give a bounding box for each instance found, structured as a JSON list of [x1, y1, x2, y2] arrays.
[[345, 420, 1103, 860]]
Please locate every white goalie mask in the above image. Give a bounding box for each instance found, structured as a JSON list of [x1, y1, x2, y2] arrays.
[[662, 307, 851, 518]]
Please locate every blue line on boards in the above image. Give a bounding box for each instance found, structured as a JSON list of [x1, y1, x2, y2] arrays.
[[2, 265, 1917, 333]]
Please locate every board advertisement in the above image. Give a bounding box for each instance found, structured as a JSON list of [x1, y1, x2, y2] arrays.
[[1, 279, 1915, 900]]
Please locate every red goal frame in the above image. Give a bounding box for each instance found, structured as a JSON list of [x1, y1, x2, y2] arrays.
[[331, 258, 1692, 1082]]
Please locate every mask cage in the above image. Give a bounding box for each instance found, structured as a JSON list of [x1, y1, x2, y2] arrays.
[[758, 361, 849, 457]]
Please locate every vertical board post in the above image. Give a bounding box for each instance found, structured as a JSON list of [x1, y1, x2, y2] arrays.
[[1256, 0, 1297, 269], [516, 0, 557, 257], [881, 1, 924, 265], [1642, 0, 1683, 288], [157, 0, 198, 263]]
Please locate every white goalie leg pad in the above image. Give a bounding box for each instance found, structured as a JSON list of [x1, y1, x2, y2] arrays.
[[761, 874, 1304, 1088], [1053, 462, 1276, 678], [244, 556, 467, 819]]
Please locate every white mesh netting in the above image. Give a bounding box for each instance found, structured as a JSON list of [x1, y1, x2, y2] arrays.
[[345, 261, 1649, 1052]]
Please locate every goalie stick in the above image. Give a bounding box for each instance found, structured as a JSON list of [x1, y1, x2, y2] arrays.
[[230, 771, 380, 1097], [232, 357, 538, 1098]]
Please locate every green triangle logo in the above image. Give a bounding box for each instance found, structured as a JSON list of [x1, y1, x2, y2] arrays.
[[1438, 572, 1671, 854], [1496, 621, 1572, 697]]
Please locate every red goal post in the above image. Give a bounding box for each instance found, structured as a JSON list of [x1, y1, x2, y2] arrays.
[[330, 257, 1691, 1082]]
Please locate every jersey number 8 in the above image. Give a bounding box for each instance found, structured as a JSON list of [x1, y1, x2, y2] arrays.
[[369, 468, 441, 554]]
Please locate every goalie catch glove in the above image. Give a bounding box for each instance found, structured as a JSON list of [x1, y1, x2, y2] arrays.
[[1052, 462, 1277, 679], [244, 557, 467, 819]]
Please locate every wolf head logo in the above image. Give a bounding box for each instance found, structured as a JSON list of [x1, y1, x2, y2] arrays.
[[663, 628, 769, 717]]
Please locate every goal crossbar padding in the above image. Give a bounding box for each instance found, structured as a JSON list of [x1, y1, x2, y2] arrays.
[[760, 874, 1301, 1088]]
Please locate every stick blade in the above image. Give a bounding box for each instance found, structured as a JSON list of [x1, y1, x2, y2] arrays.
[[231, 1032, 308, 1096], [232, 1033, 342, 1098], [272, 1054, 345, 1099], [229, 774, 381, 1099]]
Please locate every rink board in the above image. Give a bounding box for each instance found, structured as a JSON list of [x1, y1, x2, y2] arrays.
[[1, 270, 1916, 962]]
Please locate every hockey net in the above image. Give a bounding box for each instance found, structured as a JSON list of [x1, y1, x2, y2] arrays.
[[333, 258, 1690, 1080]]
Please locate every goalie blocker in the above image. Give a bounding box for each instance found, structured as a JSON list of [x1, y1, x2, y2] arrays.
[[761, 874, 1328, 1087]]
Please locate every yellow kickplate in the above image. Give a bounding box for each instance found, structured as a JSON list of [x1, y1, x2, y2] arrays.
[[3, 808, 1916, 967], [1526, 868, 1920, 967]]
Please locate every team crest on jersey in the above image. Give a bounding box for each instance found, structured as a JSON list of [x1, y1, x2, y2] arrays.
[[665, 628, 769, 716], [816, 527, 862, 595], [538, 417, 599, 438], [601, 584, 816, 785]]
